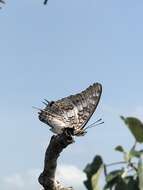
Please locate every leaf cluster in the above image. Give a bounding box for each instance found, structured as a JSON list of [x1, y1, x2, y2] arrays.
[[84, 117, 143, 190]]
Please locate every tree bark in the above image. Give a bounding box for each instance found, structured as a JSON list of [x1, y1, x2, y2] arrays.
[[38, 132, 75, 190]]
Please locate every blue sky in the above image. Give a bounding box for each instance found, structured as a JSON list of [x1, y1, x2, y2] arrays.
[[0, 0, 143, 189]]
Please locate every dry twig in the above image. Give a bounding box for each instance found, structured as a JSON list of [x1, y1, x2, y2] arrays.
[[38, 132, 75, 190]]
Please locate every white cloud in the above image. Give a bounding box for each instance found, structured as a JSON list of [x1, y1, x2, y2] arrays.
[[1, 165, 86, 190], [56, 164, 86, 190]]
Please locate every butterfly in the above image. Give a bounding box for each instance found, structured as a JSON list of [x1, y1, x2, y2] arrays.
[[38, 83, 102, 136]]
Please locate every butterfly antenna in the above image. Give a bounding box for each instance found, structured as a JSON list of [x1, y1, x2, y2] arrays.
[[81, 118, 102, 130], [93, 118, 102, 124], [44, 99, 50, 103], [84, 118, 104, 130], [32, 106, 43, 112], [42, 101, 48, 106]]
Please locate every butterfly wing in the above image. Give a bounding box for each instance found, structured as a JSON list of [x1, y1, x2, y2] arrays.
[[39, 83, 102, 136], [53, 83, 102, 135]]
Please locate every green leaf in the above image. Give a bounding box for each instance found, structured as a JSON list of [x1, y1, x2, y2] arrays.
[[104, 173, 139, 190], [121, 116, 143, 143], [84, 155, 103, 190], [104, 169, 124, 189], [91, 165, 103, 190], [115, 145, 125, 153], [130, 150, 142, 158], [122, 149, 142, 162], [138, 153, 143, 190], [106, 170, 124, 183], [115, 176, 139, 190], [115, 145, 134, 162]]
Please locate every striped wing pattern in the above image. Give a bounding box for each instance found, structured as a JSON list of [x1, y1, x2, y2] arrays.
[[39, 83, 102, 136]]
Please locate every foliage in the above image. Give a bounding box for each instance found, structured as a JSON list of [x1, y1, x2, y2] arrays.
[[84, 155, 103, 190], [121, 116, 143, 143], [84, 116, 143, 190]]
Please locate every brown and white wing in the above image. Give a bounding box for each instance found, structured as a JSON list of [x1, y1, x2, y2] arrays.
[[53, 83, 102, 135]]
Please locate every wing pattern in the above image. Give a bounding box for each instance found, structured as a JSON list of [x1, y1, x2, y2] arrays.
[[38, 83, 102, 136]]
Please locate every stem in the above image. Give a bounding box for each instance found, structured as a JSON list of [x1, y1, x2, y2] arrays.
[[106, 161, 127, 167], [128, 162, 137, 172], [38, 133, 74, 190], [103, 164, 107, 177], [132, 141, 137, 150]]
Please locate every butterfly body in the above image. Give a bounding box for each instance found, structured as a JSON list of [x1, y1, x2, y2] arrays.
[[38, 83, 102, 136]]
